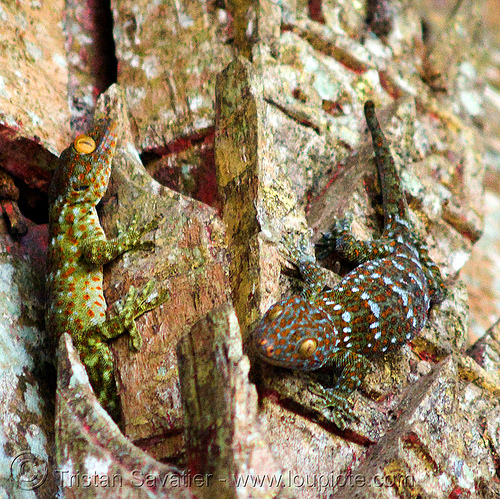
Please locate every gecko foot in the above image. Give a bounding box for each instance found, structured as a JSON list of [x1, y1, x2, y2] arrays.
[[315, 216, 351, 260], [308, 381, 358, 429], [118, 214, 166, 252], [279, 231, 315, 267], [114, 280, 169, 352]]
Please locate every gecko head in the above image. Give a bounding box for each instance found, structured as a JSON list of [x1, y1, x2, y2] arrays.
[[253, 295, 335, 371], [49, 117, 120, 205]]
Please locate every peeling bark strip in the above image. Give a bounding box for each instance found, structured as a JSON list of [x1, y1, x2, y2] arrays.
[[281, 19, 371, 73], [94, 86, 231, 460], [0, 169, 28, 236], [215, 57, 312, 341], [111, 0, 233, 150], [177, 303, 281, 499]]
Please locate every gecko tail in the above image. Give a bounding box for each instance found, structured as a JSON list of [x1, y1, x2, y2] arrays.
[[364, 101, 409, 228]]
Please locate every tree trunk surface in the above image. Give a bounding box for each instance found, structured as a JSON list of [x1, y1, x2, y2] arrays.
[[0, 0, 499, 498]]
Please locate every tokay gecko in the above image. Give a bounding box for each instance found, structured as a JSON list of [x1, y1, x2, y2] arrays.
[[253, 101, 445, 427], [46, 115, 167, 421]]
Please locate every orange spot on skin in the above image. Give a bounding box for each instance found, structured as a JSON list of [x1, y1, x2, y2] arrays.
[[87, 310, 95, 318], [92, 276, 100, 282], [353, 316, 365, 325], [83, 294, 90, 301], [65, 214, 75, 224], [61, 267, 76, 279]]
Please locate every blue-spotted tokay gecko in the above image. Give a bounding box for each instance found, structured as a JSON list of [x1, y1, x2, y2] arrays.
[[253, 101, 445, 427]]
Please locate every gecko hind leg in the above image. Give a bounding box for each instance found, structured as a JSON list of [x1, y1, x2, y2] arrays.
[[75, 280, 169, 420], [317, 217, 397, 264], [83, 279, 169, 351]]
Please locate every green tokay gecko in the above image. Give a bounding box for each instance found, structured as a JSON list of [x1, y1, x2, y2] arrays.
[[46, 115, 167, 421], [253, 101, 445, 427]]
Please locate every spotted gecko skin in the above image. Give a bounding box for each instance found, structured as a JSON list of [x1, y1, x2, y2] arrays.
[[253, 101, 445, 427], [46, 116, 166, 421]]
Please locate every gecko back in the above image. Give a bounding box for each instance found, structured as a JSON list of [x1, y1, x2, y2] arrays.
[[46, 118, 118, 337]]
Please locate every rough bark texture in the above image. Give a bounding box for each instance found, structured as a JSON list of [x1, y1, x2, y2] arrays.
[[56, 333, 194, 498], [1, 0, 499, 497], [177, 303, 282, 499]]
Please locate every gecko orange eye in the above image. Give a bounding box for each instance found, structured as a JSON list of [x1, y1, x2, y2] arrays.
[[73, 135, 96, 154], [267, 305, 284, 321], [298, 338, 317, 358]]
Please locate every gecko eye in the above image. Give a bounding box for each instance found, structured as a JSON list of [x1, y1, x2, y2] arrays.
[[73, 135, 96, 154], [267, 305, 284, 321], [298, 338, 318, 358]]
